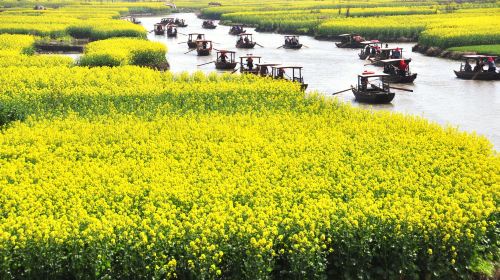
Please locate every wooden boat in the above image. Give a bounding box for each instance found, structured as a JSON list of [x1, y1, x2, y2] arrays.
[[196, 40, 212, 56], [229, 24, 246, 35], [187, 33, 205, 49], [282, 35, 302, 49], [174, 18, 188, 27], [153, 24, 165, 35], [240, 55, 262, 74], [358, 40, 382, 60], [454, 71, 500, 80], [236, 33, 257, 49], [335, 33, 365, 48], [166, 24, 177, 37], [160, 17, 175, 25], [202, 20, 217, 29], [368, 47, 403, 66], [271, 66, 308, 91], [351, 73, 394, 103], [255, 63, 279, 77], [381, 59, 417, 83], [454, 55, 500, 80], [215, 51, 237, 70]]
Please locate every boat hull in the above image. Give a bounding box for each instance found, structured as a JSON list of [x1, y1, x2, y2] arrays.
[[203, 25, 217, 29], [385, 73, 417, 83], [336, 42, 363, 48], [197, 49, 211, 56], [229, 30, 246, 35], [154, 30, 165, 35], [454, 70, 500, 80], [187, 41, 197, 48], [352, 88, 395, 103], [236, 42, 256, 49], [167, 32, 177, 37], [241, 69, 259, 75], [215, 62, 238, 70], [283, 44, 302, 49]]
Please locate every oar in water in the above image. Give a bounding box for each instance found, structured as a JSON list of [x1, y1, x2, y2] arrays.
[[391, 86, 413, 92], [178, 32, 188, 36], [197, 61, 215, 67], [256, 43, 264, 48], [332, 88, 351, 95], [230, 66, 240, 74], [302, 44, 309, 48], [184, 49, 196, 54], [177, 41, 188, 44], [276, 45, 283, 49]]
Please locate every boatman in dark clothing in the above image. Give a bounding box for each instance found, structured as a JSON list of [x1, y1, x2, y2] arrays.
[[246, 56, 254, 70], [361, 77, 368, 90], [487, 57, 497, 72], [277, 68, 285, 79], [219, 52, 227, 63], [244, 36, 250, 44], [464, 60, 472, 72], [197, 34, 203, 40]]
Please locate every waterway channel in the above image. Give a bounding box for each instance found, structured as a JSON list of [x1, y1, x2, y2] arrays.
[[139, 13, 500, 148]]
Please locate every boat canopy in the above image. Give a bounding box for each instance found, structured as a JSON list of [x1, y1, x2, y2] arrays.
[[273, 66, 303, 69], [380, 58, 412, 64], [359, 73, 389, 78], [462, 55, 497, 59]]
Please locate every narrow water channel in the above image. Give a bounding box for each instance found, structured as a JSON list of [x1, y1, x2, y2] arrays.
[[139, 13, 500, 149]]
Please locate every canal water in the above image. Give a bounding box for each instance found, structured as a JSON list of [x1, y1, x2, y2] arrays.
[[140, 13, 500, 149]]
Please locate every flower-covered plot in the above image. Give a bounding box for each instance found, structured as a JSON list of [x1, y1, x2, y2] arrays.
[[0, 68, 498, 279]]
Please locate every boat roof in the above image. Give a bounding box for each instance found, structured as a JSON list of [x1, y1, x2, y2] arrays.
[[189, 33, 204, 35], [167, 24, 177, 27], [285, 35, 299, 37], [217, 50, 235, 53], [240, 55, 262, 58], [272, 66, 303, 69], [462, 54, 497, 59], [196, 40, 212, 42], [256, 63, 280, 66], [359, 73, 389, 78], [338, 33, 359, 37], [360, 40, 380, 45], [238, 33, 253, 36], [380, 47, 402, 51], [380, 58, 411, 64]]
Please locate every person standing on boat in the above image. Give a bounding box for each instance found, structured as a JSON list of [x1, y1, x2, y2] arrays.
[[246, 57, 254, 70], [361, 77, 368, 90], [277, 68, 285, 79], [197, 34, 203, 40], [219, 52, 227, 63], [398, 59, 407, 76], [487, 57, 497, 72], [392, 48, 401, 59]]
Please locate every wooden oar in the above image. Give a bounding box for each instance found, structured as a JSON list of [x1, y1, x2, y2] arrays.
[[177, 41, 188, 44], [184, 49, 196, 54], [391, 86, 413, 92], [230, 68, 239, 74], [332, 88, 351, 95], [197, 61, 215, 67], [178, 32, 188, 36], [276, 45, 283, 49], [256, 43, 264, 48], [302, 44, 309, 48]]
